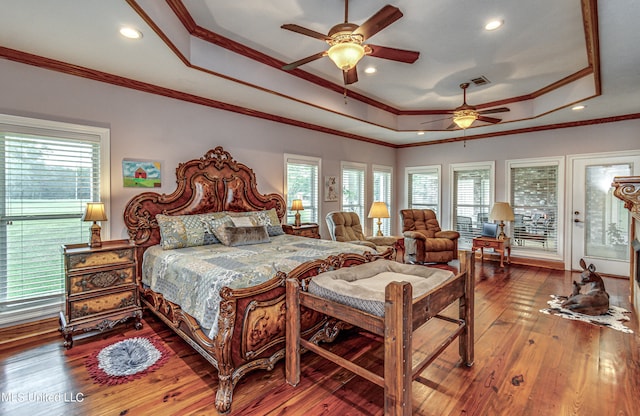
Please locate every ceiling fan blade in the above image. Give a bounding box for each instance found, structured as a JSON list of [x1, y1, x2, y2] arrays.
[[343, 67, 358, 84], [352, 5, 403, 40], [367, 45, 419, 63], [420, 116, 453, 125], [477, 115, 502, 124], [446, 122, 458, 130], [281, 24, 332, 41], [478, 107, 510, 115], [282, 51, 326, 70]]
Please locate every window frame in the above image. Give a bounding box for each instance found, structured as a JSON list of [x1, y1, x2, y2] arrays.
[[283, 153, 321, 225], [405, 165, 442, 220], [0, 114, 110, 326], [449, 161, 495, 246], [341, 161, 367, 232], [372, 164, 393, 236], [506, 156, 564, 260]]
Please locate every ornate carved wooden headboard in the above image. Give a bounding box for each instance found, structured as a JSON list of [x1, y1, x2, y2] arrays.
[[123, 146, 286, 251]]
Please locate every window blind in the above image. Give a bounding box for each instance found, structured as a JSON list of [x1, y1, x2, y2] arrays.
[[408, 168, 440, 214], [342, 163, 366, 224], [453, 168, 491, 245], [285, 156, 319, 224], [0, 133, 101, 312], [510, 164, 559, 252], [373, 166, 392, 235]]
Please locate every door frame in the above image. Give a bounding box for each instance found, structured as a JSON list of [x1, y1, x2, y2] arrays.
[[566, 150, 640, 273]]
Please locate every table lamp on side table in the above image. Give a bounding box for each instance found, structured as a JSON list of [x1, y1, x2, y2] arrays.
[[489, 202, 515, 240], [291, 199, 304, 227], [368, 201, 390, 236], [82, 202, 108, 247]]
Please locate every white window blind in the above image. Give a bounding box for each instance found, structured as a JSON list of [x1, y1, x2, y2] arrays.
[[452, 164, 492, 247], [373, 165, 392, 235], [285, 154, 319, 224], [407, 166, 440, 215], [509, 162, 560, 253], [0, 115, 108, 323], [342, 162, 366, 225]]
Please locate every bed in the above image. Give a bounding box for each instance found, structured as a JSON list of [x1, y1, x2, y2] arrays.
[[123, 147, 389, 413]]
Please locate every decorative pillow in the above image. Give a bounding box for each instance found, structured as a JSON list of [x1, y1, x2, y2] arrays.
[[224, 225, 270, 247], [241, 209, 285, 236], [230, 216, 254, 227], [156, 212, 225, 250], [206, 216, 235, 246]]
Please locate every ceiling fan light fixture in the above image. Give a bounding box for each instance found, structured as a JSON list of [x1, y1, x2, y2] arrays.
[[327, 42, 365, 71], [453, 109, 478, 129]]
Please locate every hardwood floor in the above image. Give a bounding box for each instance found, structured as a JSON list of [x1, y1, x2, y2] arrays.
[[1, 261, 638, 415]]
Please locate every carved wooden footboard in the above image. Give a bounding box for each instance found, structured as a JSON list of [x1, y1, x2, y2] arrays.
[[123, 147, 388, 413]]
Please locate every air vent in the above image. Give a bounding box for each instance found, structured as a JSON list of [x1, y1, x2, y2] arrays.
[[470, 76, 490, 86]]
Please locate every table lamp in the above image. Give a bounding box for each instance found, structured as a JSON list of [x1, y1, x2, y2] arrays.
[[83, 202, 108, 247], [368, 201, 390, 236], [489, 202, 515, 240], [291, 199, 304, 227]]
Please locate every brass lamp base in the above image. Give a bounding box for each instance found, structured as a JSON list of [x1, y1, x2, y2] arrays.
[[89, 222, 102, 247], [375, 219, 383, 236], [294, 211, 301, 227], [497, 221, 506, 240]]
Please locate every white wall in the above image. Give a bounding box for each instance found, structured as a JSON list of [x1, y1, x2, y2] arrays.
[[0, 58, 395, 239]]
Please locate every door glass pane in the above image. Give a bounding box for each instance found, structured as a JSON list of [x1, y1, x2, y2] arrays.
[[585, 163, 630, 260]]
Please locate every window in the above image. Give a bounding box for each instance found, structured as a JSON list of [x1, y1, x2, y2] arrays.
[[451, 162, 494, 247], [284, 154, 320, 224], [508, 158, 563, 255], [372, 165, 392, 235], [0, 114, 110, 325], [406, 166, 440, 215], [341, 162, 366, 226]]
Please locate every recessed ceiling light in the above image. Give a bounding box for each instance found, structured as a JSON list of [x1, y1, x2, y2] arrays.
[[572, 105, 586, 111], [364, 67, 377, 74], [485, 20, 503, 31], [119, 27, 143, 39], [417, 131, 425, 135]]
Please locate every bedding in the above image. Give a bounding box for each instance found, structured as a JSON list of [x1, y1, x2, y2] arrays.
[[142, 234, 376, 338]]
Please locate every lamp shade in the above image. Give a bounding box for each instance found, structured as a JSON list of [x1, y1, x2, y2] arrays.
[[489, 202, 515, 221], [453, 109, 478, 129], [327, 42, 365, 71], [82, 202, 107, 222], [368, 201, 390, 219], [291, 199, 304, 211]]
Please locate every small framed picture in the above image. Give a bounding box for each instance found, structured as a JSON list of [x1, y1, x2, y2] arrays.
[[122, 159, 161, 188], [325, 176, 338, 202]]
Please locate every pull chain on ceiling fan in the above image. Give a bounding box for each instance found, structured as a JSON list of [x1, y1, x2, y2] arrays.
[[280, 0, 420, 85]]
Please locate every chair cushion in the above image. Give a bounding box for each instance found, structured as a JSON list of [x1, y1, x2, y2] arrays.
[[308, 260, 454, 317], [327, 211, 366, 242]]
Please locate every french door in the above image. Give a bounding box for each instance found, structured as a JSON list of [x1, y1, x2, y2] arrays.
[[570, 152, 640, 275]]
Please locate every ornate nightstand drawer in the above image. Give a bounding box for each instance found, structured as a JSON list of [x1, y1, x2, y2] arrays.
[[69, 266, 135, 294], [66, 247, 135, 270], [68, 288, 138, 320]]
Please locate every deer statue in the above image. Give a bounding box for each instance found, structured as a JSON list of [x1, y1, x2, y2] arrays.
[[560, 259, 610, 315]]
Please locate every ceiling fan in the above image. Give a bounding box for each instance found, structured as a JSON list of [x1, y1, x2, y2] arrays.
[[280, 1, 420, 85], [450, 83, 510, 129], [423, 83, 510, 130]]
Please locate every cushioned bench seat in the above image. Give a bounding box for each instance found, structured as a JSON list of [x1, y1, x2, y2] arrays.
[[308, 260, 454, 317]]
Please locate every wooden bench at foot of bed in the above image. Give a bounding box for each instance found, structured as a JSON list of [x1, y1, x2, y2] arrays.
[[285, 251, 474, 416]]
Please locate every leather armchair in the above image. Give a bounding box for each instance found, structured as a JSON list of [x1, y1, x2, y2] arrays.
[[400, 209, 460, 263], [325, 211, 399, 253]]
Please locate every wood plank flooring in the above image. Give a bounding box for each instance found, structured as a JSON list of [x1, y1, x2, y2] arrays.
[[1, 260, 638, 415]]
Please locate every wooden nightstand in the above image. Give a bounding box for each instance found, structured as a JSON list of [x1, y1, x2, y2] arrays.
[[282, 223, 320, 239], [59, 239, 142, 349], [472, 236, 511, 267]]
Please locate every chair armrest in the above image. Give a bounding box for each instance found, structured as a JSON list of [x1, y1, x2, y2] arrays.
[[403, 231, 426, 241], [435, 230, 460, 240], [366, 236, 400, 246]]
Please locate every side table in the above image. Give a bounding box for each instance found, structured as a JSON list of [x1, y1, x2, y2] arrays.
[[471, 237, 511, 267], [282, 223, 320, 239]]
